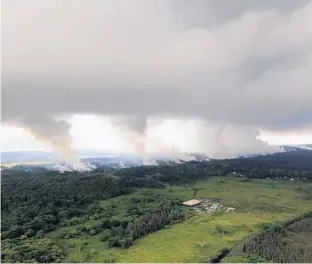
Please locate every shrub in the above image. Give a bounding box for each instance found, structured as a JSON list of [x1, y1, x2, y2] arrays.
[[100, 230, 111, 242], [88, 229, 99, 236], [212, 225, 232, 236]]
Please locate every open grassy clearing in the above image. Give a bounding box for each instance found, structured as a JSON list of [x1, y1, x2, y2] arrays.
[[114, 212, 289, 263], [48, 177, 312, 262]]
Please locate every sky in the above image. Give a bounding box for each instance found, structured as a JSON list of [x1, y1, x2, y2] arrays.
[[1, 0, 312, 161]]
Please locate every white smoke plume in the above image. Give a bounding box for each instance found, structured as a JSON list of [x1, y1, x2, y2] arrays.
[[143, 118, 281, 160], [3, 115, 89, 170], [110, 115, 148, 161], [195, 120, 281, 159], [52, 163, 96, 173]]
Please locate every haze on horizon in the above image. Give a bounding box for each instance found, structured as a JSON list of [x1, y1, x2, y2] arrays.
[[1, 116, 312, 154], [1, 0, 312, 163]]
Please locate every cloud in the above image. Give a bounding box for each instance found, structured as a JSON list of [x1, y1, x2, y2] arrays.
[[2, 0, 312, 160]]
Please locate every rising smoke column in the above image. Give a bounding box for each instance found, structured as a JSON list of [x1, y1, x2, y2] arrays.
[[110, 115, 150, 163], [3, 114, 90, 170], [195, 120, 281, 159]]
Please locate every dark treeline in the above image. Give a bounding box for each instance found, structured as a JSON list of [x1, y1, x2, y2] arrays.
[[217, 150, 312, 179], [107, 206, 184, 249], [117, 150, 312, 182], [227, 211, 312, 263]]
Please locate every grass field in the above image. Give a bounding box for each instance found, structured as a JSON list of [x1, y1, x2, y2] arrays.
[[48, 177, 312, 262]]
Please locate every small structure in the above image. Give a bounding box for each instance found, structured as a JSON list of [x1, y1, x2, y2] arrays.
[[182, 199, 201, 206], [182, 198, 235, 214]]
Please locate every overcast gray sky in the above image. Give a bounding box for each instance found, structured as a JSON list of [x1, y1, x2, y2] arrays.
[[1, 0, 312, 160]]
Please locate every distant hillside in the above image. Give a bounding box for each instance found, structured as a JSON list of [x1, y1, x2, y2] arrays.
[[0, 150, 207, 168], [282, 144, 312, 152], [0, 150, 121, 164], [0, 151, 59, 164], [1, 144, 311, 171]]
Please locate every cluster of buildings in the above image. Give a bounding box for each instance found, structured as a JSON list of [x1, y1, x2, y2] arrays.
[[267, 177, 308, 181], [182, 198, 235, 213]]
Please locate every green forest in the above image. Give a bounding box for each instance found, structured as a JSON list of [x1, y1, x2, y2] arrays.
[[223, 211, 312, 263], [1, 151, 312, 262]]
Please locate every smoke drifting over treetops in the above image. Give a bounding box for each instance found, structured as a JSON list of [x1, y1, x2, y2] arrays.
[[2, 0, 312, 164]]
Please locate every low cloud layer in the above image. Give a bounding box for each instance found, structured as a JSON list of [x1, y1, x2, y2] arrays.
[[2, 0, 312, 161]]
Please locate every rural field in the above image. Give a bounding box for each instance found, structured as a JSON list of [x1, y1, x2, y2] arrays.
[[47, 177, 312, 262]]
